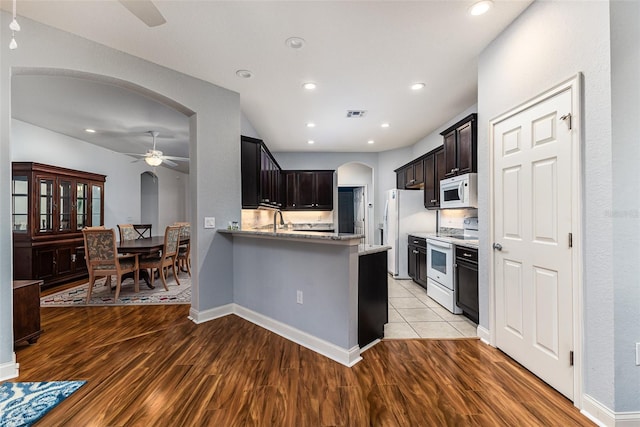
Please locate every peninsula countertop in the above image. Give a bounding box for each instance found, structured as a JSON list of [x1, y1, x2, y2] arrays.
[[219, 229, 389, 255]]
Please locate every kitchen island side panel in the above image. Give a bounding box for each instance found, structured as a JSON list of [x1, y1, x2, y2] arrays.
[[232, 236, 358, 350]]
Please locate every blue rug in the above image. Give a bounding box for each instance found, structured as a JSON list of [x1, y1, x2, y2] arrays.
[[0, 381, 86, 427]]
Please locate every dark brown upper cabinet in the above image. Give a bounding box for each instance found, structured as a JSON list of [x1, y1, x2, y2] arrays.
[[283, 170, 334, 211], [241, 135, 282, 209], [395, 158, 424, 190], [423, 147, 446, 209], [441, 113, 477, 178]]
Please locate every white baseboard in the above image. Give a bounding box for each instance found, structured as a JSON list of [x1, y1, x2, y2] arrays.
[[477, 325, 491, 345], [0, 354, 19, 381], [188, 303, 234, 324], [233, 304, 362, 367], [581, 394, 640, 426], [360, 339, 380, 354]]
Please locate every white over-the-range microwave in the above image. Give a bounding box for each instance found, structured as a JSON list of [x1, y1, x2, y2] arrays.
[[440, 173, 478, 209]]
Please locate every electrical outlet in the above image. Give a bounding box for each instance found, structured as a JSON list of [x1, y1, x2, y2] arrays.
[[636, 343, 640, 366], [296, 290, 303, 304], [204, 217, 215, 229]]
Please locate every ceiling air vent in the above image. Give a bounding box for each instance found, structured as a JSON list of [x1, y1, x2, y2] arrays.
[[346, 110, 367, 118]]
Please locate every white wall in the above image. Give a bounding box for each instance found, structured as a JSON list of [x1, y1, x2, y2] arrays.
[[478, 0, 618, 412], [11, 120, 188, 234], [0, 12, 241, 380], [610, 0, 640, 412]]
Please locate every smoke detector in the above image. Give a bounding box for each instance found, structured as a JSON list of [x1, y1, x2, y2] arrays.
[[346, 110, 367, 118]]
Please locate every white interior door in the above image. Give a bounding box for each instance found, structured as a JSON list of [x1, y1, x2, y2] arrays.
[[492, 86, 575, 399]]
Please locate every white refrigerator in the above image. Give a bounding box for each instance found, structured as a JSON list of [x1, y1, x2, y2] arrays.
[[383, 189, 436, 279]]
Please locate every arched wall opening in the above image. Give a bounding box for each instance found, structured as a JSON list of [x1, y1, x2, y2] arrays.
[[336, 162, 375, 244]]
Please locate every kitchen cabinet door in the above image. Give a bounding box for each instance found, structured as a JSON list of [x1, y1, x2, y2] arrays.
[[441, 113, 477, 178], [283, 170, 334, 211], [314, 171, 334, 210], [241, 135, 282, 209], [424, 147, 445, 209]]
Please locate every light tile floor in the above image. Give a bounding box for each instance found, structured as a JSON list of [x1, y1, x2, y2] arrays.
[[385, 276, 478, 339]]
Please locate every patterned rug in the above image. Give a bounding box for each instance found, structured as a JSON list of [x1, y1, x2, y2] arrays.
[[40, 273, 191, 307], [0, 381, 86, 427]]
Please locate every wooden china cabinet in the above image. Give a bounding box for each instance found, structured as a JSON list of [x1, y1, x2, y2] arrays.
[[12, 162, 106, 288]]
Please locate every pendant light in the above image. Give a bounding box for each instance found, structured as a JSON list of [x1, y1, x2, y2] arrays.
[[9, 0, 20, 50]]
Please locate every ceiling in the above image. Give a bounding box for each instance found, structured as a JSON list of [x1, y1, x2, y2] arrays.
[[5, 0, 532, 168]]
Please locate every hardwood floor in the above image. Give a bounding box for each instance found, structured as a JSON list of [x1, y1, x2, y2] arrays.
[[13, 305, 593, 426]]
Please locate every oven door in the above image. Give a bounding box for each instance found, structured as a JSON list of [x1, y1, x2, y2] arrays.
[[426, 239, 453, 290]]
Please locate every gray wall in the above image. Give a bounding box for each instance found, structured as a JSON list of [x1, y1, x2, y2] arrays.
[[0, 13, 240, 374], [478, 0, 620, 411], [610, 0, 640, 412]]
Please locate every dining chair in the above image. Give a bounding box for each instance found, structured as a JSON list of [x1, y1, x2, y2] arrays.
[[133, 224, 152, 239], [117, 224, 138, 242], [175, 223, 191, 277], [139, 225, 181, 290], [82, 228, 139, 303]]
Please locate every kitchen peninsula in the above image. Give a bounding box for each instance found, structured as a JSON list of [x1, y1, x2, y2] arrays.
[[219, 228, 389, 366]]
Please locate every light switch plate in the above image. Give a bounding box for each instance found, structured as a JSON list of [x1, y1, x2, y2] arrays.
[[204, 217, 216, 229], [636, 343, 640, 366]]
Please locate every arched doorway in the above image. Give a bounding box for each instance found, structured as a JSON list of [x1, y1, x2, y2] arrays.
[[140, 171, 159, 231], [337, 162, 375, 244]]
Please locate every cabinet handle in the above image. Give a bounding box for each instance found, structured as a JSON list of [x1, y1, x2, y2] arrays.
[[451, 168, 459, 173], [430, 199, 437, 203], [413, 240, 419, 244], [412, 250, 419, 254], [463, 253, 473, 258]]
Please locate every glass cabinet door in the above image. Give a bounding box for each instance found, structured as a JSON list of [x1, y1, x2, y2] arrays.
[[12, 175, 28, 233], [91, 184, 102, 226], [59, 179, 73, 231], [76, 182, 88, 230], [38, 178, 55, 233]]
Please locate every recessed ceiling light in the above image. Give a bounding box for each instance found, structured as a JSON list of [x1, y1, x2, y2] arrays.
[[235, 69, 253, 79], [285, 37, 305, 49], [381, 123, 390, 128], [306, 122, 316, 128], [411, 83, 426, 91], [85, 128, 96, 133], [368, 140, 375, 144], [469, 0, 493, 16], [302, 82, 317, 90], [307, 140, 315, 145]]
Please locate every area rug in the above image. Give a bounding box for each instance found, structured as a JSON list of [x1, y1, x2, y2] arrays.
[[40, 274, 191, 307], [0, 381, 86, 427]]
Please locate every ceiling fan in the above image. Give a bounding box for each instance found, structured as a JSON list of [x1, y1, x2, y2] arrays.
[[118, 0, 167, 27], [125, 131, 189, 168]]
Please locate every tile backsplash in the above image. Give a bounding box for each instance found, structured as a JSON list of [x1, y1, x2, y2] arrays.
[[241, 209, 334, 230], [439, 208, 478, 230]]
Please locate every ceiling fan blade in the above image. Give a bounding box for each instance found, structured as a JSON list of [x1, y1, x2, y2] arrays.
[[122, 152, 147, 158], [162, 158, 179, 167], [162, 156, 190, 162], [119, 0, 167, 27]]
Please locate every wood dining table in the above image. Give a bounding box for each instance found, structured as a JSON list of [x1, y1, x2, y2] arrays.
[[117, 236, 189, 288]]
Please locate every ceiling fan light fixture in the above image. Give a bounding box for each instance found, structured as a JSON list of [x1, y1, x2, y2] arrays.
[[9, 19, 20, 32], [145, 156, 163, 167], [9, 36, 17, 50]]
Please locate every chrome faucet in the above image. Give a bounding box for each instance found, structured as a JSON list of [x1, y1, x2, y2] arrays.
[[273, 209, 284, 231]]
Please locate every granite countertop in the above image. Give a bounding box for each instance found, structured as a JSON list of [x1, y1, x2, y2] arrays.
[[358, 244, 391, 256], [218, 228, 363, 241], [409, 232, 479, 249]]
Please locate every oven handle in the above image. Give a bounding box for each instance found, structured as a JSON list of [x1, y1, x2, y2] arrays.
[[427, 239, 452, 250]]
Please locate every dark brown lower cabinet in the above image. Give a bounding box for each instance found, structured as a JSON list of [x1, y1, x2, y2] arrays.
[[408, 235, 427, 289], [455, 246, 479, 324], [13, 280, 43, 346], [358, 250, 388, 347]]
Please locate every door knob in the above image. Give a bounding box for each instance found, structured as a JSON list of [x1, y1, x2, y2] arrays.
[[493, 243, 503, 251]]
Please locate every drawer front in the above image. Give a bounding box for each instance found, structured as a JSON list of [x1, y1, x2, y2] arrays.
[[455, 246, 478, 263], [408, 235, 426, 248]]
